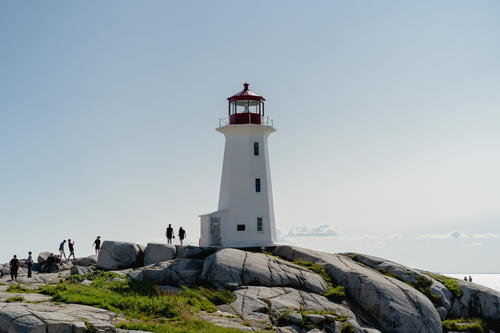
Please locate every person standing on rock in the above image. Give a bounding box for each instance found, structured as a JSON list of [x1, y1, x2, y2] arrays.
[[93, 236, 101, 255], [178, 227, 186, 246], [59, 239, 67, 260], [68, 239, 75, 259], [10, 255, 20, 281], [27, 251, 33, 278], [166, 224, 174, 244], [469, 275, 473, 283]]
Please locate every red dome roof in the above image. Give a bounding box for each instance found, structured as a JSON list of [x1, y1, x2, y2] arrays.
[[227, 83, 266, 101]]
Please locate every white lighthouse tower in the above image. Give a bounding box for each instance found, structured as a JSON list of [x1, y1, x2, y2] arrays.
[[200, 83, 277, 248]]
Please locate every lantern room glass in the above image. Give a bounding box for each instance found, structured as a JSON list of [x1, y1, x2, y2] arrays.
[[229, 100, 263, 115]]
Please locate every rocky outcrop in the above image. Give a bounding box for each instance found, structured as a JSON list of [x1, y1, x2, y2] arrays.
[[175, 245, 217, 259], [448, 279, 500, 320], [3, 244, 500, 333], [70, 265, 94, 276], [229, 286, 378, 333], [37, 252, 52, 265], [347, 253, 453, 315], [201, 248, 329, 293], [0, 302, 120, 333], [144, 243, 176, 266], [128, 259, 203, 287], [72, 255, 97, 267], [0, 266, 9, 276], [97, 241, 145, 270], [275, 245, 443, 333]]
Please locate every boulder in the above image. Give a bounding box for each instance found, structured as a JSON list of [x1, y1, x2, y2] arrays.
[[70, 265, 93, 276], [60, 261, 73, 271], [175, 245, 218, 259], [37, 252, 52, 264], [201, 249, 329, 293], [1, 265, 9, 276], [0, 302, 118, 333], [348, 253, 453, 312], [97, 241, 145, 270], [230, 286, 368, 331], [128, 259, 203, 287], [274, 245, 442, 333], [72, 255, 97, 267], [448, 280, 500, 321], [144, 243, 176, 266]]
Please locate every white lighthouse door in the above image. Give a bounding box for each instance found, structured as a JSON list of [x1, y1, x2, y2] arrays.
[[210, 216, 221, 246]]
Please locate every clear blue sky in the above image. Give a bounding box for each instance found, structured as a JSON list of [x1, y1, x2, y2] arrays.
[[1, 1, 499, 272]]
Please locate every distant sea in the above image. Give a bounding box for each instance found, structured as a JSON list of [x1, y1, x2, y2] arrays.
[[445, 274, 500, 292]]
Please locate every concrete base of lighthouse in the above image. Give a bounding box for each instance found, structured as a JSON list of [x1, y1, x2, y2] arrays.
[[200, 210, 276, 248]]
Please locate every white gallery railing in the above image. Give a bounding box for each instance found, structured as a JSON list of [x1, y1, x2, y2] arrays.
[[219, 115, 274, 127]]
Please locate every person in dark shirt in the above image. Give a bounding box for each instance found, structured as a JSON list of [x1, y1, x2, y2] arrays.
[[10, 255, 20, 281], [166, 224, 174, 244], [68, 239, 75, 259], [59, 240, 67, 260], [44, 254, 56, 272], [178, 227, 186, 246], [93, 236, 101, 255]]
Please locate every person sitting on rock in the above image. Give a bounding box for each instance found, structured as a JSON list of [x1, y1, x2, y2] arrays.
[[10, 255, 20, 281], [93, 236, 101, 255], [166, 224, 174, 244], [59, 240, 67, 260], [68, 239, 75, 260], [178, 227, 186, 246], [44, 254, 54, 272]]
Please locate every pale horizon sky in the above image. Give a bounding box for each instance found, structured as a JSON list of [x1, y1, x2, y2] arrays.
[[1, 1, 499, 272]]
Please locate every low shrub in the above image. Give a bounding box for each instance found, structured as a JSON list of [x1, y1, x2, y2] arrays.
[[6, 296, 25, 303], [292, 261, 345, 301], [6, 283, 29, 293], [340, 322, 355, 333], [426, 273, 463, 299]]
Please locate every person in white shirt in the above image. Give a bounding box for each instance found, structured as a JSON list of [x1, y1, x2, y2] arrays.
[[27, 251, 33, 278]]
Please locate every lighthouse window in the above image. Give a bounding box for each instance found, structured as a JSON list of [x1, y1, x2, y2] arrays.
[[254, 142, 259, 156], [257, 217, 263, 232], [237, 224, 246, 231], [255, 178, 261, 192]]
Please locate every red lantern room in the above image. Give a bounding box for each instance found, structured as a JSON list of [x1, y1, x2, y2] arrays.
[[227, 83, 266, 125]]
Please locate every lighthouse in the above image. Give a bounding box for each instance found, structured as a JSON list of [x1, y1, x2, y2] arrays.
[[200, 83, 277, 248]]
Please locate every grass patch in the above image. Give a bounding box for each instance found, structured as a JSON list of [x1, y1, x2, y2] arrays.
[[340, 322, 355, 333], [442, 318, 487, 333], [6, 283, 29, 293], [426, 273, 463, 299], [38, 271, 244, 331], [6, 296, 25, 303], [292, 261, 345, 302], [346, 254, 358, 261], [117, 320, 252, 333], [192, 287, 236, 305], [65, 270, 123, 284]]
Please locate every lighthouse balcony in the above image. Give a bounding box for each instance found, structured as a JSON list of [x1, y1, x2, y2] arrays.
[[219, 114, 274, 127]]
